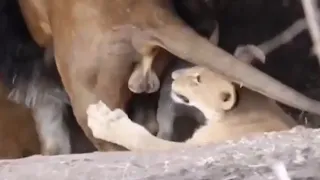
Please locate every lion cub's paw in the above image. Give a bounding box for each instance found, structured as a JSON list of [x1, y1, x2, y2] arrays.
[[87, 101, 131, 141], [128, 69, 160, 94]]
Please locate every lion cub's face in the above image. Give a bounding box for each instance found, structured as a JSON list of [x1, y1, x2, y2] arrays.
[[171, 66, 237, 119]]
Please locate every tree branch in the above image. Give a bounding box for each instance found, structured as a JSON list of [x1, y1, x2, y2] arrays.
[[302, 0, 320, 65], [1, 127, 320, 179]]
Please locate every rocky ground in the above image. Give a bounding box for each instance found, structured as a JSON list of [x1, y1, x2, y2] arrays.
[[1, 127, 320, 180]]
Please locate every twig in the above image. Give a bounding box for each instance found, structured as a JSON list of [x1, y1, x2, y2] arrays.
[[235, 18, 308, 64], [258, 18, 307, 54], [302, 0, 320, 65]]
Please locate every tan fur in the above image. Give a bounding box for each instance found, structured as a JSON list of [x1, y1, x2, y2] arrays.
[[188, 87, 296, 144], [173, 67, 297, 144], [0, 83, 41, 159], [171, 66, 237, 113], [86, 36, 295, 151], [19, 0, 320, 152], [87, 65, 297, 151], [155, 22, 218, 141]]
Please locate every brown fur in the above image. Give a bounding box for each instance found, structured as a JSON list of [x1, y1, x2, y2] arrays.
[[0, 82, 41, 159], [19, 0, 320, 152], [128, 47, 161, 94], [0, 79, 94, 158]]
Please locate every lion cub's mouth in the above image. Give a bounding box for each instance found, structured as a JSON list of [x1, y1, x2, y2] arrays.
[[171, 91, 190, 104]]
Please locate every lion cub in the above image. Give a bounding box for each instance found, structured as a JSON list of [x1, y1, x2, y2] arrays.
[[171, 66, 297, 145], [87, 64, 297, 151]]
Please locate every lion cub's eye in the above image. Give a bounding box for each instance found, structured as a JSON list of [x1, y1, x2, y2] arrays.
[[193, 74, 201, 84], [196, 75, 201, 83]]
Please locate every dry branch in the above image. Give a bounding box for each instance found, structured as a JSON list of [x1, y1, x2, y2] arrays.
[[258, 18, 307, 54], [1, 127, 320, 179], [302, 0, 320, 65], [236, 18, 308, 64]]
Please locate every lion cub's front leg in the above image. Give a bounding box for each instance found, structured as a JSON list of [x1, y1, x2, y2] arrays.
[[87, 101, 187, 151]]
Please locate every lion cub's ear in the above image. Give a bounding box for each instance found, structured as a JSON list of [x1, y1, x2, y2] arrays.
[[218, 84, 237, 111], [220, 91, 237, 111]]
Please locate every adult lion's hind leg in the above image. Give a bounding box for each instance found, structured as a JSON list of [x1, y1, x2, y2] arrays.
[[87, 101, 187, 151], [128, 48, 161, 94], [128, 65, 159, 94], [129, 49, 171, 94]]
